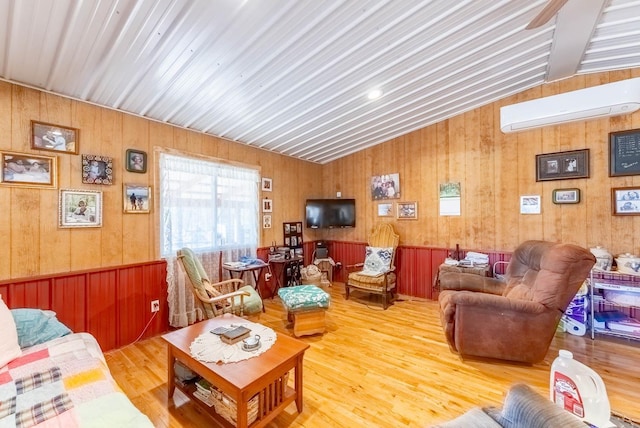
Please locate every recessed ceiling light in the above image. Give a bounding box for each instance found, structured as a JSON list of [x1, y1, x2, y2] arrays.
[[367, 89, 383, 100]]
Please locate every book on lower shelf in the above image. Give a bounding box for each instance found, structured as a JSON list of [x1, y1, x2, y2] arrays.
[[193, 389, 215, 407], [192, 378, 215, 407]]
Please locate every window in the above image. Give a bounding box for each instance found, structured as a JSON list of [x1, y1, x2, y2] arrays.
[[159, 152, 259, 257]]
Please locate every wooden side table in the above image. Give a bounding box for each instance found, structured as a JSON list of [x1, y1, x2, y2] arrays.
[[433, 263, 490, 292], [162, 315, 309, 427]]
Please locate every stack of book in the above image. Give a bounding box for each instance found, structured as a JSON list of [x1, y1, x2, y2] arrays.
[[220, 326, 251, 345], [193, 378, 215, 407], [223, 261, 247, 269]]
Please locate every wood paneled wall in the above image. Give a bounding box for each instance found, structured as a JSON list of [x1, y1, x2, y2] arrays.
[[0, 81, 323, 280], [321, 68, 640, 256], [4, 68, 640, 302]]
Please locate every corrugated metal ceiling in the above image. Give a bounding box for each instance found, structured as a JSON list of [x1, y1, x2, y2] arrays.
[[1, 0, 639, 164]]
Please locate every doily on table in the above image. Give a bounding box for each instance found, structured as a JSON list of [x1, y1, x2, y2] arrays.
[[189, 321, 277, 364]]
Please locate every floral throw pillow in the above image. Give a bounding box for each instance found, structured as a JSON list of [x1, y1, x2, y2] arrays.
[[361, 246, 394, 276]]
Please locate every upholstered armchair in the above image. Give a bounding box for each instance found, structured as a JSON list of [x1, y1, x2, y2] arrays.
[[345, 223, 399, 309], [438, 240, 595, 363], [177, 248, 263, 319]]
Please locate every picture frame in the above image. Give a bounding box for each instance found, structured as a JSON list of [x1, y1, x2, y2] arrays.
[[123, 184, 151, 213], [520, 195, 541, 214], [125, 149, 147, 173], [262, 198, 272, 212], [535, 149, 589, 181], [371, 173, 400, 200], [609, 129, 640, 177], [263, 214, 272, 229], [31, 120, 79, 154], [552, 188, 580, 204], [377, 202, 393, 217], [397, 201, 418, 220], [612, 187, 640, 215], [261, 177, 272, 191], [59, 189, 102, 228], [82, 154, 113, 185], [0, 151, 57, 189]]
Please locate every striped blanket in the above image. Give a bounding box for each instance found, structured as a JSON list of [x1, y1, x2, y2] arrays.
[[0, 333, 152, 428]]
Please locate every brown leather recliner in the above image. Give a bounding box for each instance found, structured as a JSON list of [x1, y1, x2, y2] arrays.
[[438, 240, 595, 364]]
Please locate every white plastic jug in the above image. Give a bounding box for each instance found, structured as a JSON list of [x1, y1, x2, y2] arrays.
[[550, 350, 614, 427]]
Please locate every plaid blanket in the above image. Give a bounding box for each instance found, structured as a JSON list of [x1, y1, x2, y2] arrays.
[[0, 333, 152, 427]]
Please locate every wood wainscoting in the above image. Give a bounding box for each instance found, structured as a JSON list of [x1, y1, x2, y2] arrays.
[[0, 260, 168, 352], [0, 242, 510, 352], [325, 240, 513, 299]]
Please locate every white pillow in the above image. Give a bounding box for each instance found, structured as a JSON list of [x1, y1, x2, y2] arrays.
[[0, 295, 22, 367], [361, 246, 394, 276]]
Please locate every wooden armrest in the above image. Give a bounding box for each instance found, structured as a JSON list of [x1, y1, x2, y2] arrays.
[[210, 278, 245, 294], [199, 289, 250, 304], [346, 262, 364, 273]]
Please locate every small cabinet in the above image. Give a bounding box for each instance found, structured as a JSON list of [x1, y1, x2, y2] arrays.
[[589, 270, 640, 340]]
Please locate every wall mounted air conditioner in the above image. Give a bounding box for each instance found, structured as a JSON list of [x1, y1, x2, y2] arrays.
[[500, 77, 640, 133]]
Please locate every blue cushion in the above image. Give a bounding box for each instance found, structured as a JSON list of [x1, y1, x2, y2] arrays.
[[278, 285, 330, 311], [10, 309, 72, 349]]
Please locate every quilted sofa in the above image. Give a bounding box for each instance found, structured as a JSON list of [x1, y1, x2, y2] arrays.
[[1, 296, 153, 427], [432, 384, 584, 427]]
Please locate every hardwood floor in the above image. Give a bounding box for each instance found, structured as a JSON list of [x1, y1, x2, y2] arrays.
[[105, 284, 640, 427]]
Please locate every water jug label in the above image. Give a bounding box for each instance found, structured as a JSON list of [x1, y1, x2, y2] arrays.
[[553, 372, 584, 417]]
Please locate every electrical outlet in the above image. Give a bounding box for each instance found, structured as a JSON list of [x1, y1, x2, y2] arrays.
[[151, 300, 160, 313]]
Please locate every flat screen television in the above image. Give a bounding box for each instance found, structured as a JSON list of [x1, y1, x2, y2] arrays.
[[305, 199, 356, 229]]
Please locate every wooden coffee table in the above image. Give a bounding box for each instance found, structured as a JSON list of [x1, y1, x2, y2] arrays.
[[162, 314, 310, 428]]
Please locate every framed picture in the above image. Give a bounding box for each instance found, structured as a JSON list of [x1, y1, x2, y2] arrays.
[[125, 149, 147, 173], [263, 214, 272, 229], [59, 189, 102, 228], [377, 202, 393, 217], [609, 129, 640, 177], [261, 177, 272, 191], [552, 188, 580, 204], [262, 198, 272, 212], [536, 149, 589, 181], [612, 187, 640, 215], [82, 154, 113, 185], [371, 173, 400, 200], [520, 195, 541, 214], [0, 151, 57, 189], [31, 121, 79, 154], [123, 184, 151, 213], [397, 201, 418, 220]]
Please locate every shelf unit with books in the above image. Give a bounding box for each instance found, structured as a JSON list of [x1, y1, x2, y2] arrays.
[[589, 269, 640, 341]]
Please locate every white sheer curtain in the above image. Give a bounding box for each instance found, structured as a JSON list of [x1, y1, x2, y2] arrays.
[[159, 152, 259, 328]]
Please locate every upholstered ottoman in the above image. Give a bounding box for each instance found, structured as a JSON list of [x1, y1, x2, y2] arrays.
[[277, 285, 330, 337]]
